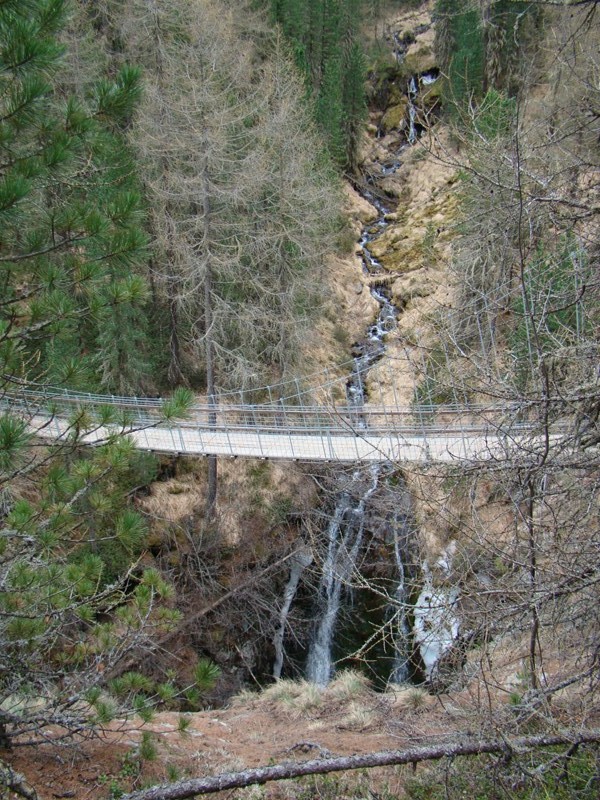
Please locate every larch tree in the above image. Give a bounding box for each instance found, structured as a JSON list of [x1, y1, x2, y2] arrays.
[[88, 0, 337, 516]]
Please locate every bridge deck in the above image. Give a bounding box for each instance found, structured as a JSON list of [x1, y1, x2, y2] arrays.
[[28, 414, 533, 463], [3, 387, 551, 463]]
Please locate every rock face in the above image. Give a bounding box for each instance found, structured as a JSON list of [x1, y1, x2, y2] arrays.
[[367, 3, 439, 141], [289, 1, 466, 690], [361, 137, 459, 409], [403, 46, 436, 76]]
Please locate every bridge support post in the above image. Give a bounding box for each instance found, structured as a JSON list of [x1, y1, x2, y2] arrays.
[[257, 426, 265, 457], [279, 398, 287, 429]]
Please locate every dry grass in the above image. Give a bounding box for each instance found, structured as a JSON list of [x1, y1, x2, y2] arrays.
[[229, 687, 260, 706], [253, 672, 382, 724], [327, 669, 372, 701], [389, 684, 432, 713], [285, 683, 324, 718], [341, 701, 376, 730], [263, 679, 324, 718], [261, 678, 305, 704]]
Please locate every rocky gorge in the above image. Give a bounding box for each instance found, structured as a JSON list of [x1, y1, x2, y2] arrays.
[[6, 0, 600, 796], [136, 1, 468, 696]]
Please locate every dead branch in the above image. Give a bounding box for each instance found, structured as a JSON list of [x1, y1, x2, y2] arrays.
[[121, 730, 600, 800], [0, 759, 39, 800]]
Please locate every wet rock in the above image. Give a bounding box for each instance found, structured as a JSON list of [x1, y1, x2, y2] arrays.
[[421, 79, 442, 109], [403, 46, 436, 76]]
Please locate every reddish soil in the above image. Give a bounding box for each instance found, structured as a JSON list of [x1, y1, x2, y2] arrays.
[[4, 681, 451, 800]]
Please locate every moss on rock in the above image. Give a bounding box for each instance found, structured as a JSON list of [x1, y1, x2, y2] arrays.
[[380, 101, 408, 134], [403, 46, 436, 76]]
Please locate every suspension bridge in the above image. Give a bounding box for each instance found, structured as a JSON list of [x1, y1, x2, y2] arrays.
[[0, 377, 560, 464]]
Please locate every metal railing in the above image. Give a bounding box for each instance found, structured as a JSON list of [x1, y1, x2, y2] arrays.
[[0, 384, 561, 463]]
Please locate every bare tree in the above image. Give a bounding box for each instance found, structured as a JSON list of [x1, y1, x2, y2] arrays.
[[92, 0, 337, 516], [398, 0, 600, 736]]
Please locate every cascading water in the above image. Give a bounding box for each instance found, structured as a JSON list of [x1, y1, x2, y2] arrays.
[[305, 187, 413, 687], [304, 37, 442, 688], [305, 466, 380, 685]]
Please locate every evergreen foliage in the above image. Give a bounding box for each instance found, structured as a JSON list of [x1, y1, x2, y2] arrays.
[[434, 0, 536, 115], [434, 0, 485, 110], [0, 0, 153, 394], [269, 0, 367, 172], [0, 0, 195, 750]]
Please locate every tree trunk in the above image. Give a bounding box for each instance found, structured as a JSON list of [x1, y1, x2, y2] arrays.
[[272, 547, 313, 679], [167, 292, 186, 388], [202, 152, 217, 522], [121, 731, 600, 800]]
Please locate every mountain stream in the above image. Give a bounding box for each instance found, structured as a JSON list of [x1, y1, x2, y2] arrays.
[[305, 185, 413, 687], [302, 61, 451, 688]]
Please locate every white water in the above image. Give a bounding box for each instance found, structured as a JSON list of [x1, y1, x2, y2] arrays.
[[305, 178, 413, 686], [413, 553, 460, 682], [305, 466, 380, 685], [305, 50, 444, 687]]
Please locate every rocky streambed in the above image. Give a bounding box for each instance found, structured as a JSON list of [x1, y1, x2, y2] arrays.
[[292, 4, 468, 691]]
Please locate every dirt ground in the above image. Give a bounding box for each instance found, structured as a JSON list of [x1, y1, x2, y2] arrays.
[[5, 678, 456, 800]]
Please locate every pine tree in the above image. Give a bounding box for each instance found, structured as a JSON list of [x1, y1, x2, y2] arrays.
[[0, 0, 151, 393], [435, 0, 537, 115], [269, 0, 366, 172], [0, 0, 193, 751]]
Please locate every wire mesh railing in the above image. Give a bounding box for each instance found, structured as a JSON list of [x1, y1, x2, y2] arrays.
[[0, 382, 566, 463], [0, 384, 526, 432]]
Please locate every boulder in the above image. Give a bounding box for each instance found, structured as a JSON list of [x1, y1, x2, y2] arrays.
[[380, 100, 408, 134], [403, 46, 436, 76], [419, 79, 443, 111]]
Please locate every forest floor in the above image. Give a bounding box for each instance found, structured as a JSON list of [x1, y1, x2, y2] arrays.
[[8, 678, 463, 800]]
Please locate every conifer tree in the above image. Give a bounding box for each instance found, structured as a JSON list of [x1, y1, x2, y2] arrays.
[[99, 0, 335, 514], [434, 0, 537, 112], [269, 0, 367, 172], [0, 0, 193, 752], [0, 0, 151, 394]]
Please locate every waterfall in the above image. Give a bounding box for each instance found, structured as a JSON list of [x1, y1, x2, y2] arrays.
[[303, 55, 442, 687], [273, 547, 313, 680], [304, 178, 413, 687], [407, 76, 418, 145], [413, 551, 460, 683], [305, 466, 380, 686]]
